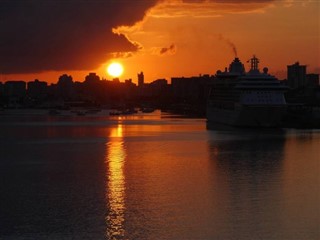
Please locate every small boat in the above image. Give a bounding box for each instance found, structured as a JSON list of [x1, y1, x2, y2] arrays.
[[141, 107, 155, 113], [121, 108, 137, 115], [85, 109, 101, 114], [109, 111, 120, 116]]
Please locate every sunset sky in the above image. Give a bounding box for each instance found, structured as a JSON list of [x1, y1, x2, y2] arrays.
[[0, 0, 319, 84]]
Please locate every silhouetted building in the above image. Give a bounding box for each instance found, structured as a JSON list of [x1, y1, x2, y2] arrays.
[[150, 79, 167, 87], [57, 74, 74, 100], [0, 82, 3, 95], [306, 73, 319, 87], [171, 75, 213, 101], [85, 72, 100, 84], [3, 81, 27, 108], [125, 79, 133, 84], [27, 79, 48, 100], [112, 78, 120, 83], [0, 82, 4, 106], [81, 73, 102, 103], [4, 81, 26, 98], [58, 74, 73, 85], [138, 72, 144, 87], [149, 79, 168, 96], [123, 79, 137, 100], [170, 75, 214, 115], [287, 62, 306, 89]]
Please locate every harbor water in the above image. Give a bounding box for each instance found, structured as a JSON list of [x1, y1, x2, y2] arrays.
[[0, 110, 319, 239]]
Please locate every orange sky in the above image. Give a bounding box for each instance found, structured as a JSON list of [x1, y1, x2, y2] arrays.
[[1, 0, 319, 84]]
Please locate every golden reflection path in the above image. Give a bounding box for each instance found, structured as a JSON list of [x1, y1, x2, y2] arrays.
[[105, 124, 126, 239]]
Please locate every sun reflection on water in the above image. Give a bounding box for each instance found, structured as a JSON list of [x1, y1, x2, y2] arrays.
[[105, 124, 126, 239]]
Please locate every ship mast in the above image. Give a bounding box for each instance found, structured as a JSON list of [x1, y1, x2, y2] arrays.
[[250, 55, 260, 72]]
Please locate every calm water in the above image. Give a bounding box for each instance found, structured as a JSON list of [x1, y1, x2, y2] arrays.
[[0, 111, 319, 240]]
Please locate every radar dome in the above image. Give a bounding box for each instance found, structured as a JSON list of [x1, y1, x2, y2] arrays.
[[263, 67, 268, 74]]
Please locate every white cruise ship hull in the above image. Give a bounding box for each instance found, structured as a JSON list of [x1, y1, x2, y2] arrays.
[[206, 105, 287, 128]]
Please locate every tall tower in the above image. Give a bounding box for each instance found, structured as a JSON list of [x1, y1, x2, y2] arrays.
[[138, 72, 144, 87], [287, 62, 306, 89]]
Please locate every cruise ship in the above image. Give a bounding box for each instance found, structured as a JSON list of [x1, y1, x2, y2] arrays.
[[206, 56, 288, 128]]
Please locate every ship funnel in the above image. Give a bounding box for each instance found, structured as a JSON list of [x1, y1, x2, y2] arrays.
[[229, 57, 245, 74]]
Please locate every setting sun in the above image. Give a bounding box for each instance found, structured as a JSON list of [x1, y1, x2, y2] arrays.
[[107, 62, 124, 78]]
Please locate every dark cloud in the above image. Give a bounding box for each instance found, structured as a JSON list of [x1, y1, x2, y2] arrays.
[[159, 44, 177, 56], [0, 0, 158, 73], [183, 0, 274, 2], [182, 0, 205, 3], [151, 0, 276, 18]]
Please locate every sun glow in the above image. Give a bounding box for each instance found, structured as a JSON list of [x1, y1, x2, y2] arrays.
[[107, 62, 124, 78]]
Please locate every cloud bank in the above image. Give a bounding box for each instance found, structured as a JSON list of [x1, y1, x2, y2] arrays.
[[0, 0, 279, 74], [0, 0, 158, 74], [149, 0, 275, 18]]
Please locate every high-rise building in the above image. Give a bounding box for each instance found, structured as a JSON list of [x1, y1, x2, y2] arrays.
[[138, 72, 144, 87], [287, 62, 306, 89]]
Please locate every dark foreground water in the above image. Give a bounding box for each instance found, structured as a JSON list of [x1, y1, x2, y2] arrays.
[[0, 111, 319, 240]]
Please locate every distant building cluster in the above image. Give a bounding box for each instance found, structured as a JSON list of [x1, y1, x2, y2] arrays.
[[287, 62, 319, 88], [285, 62, 320, 105], [0, 61, 319, 115]]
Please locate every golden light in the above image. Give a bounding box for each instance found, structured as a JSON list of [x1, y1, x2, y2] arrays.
[[105, 124, 126, 239], [107, 62, 124, 78]]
